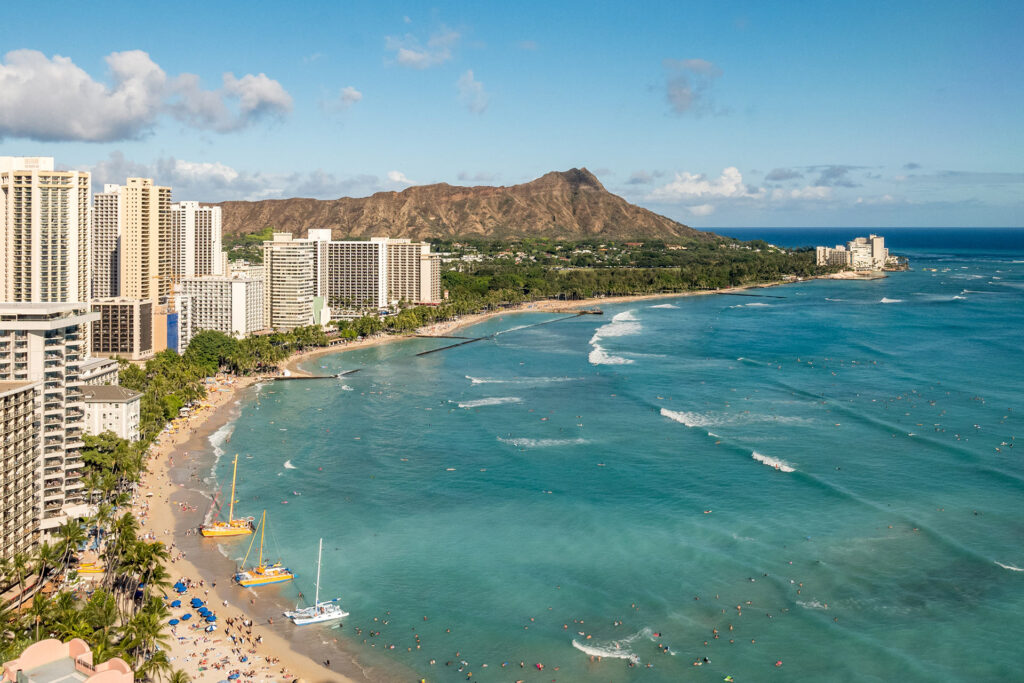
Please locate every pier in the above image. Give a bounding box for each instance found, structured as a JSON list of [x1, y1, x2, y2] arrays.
[[415, 311, 600, 356]]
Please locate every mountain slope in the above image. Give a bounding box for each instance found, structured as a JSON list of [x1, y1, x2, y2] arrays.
[[216, 168, 706, 241]]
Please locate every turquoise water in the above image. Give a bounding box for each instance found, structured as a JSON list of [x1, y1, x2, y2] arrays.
[[213, 239, 1024, 682]]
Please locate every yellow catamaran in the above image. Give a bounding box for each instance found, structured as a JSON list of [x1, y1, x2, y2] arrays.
[[200, 454, 255, 537], [234, 511, 294, 587]]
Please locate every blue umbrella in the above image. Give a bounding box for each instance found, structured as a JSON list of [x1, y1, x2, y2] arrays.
[[169, 619, 179, 625], [173, 582, 186, 593], [206, 615, 217, 623], [198, 608, 210, 616], [181, 613, 192, 621], [170, 600, 181, 608], [228, 674, 240, 680], [205, 625, 216, 633]]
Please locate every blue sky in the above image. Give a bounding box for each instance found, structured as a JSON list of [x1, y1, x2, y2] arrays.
[[1, 0, 1021, 227]]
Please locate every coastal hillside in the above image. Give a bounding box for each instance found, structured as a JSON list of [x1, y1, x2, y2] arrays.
[[215, 168, 707, 241]]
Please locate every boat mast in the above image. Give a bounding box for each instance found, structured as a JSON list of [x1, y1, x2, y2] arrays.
[[314, 538, 322, 607], [229, 454, 239, 522], [258, 510, 266, 568]]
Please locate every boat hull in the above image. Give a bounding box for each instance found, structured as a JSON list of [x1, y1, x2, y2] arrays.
[[287, 604, 349, 625], [200, 520, 254, 537]]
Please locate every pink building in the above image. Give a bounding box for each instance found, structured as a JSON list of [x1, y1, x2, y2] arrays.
[[1, 639, 133, 683]]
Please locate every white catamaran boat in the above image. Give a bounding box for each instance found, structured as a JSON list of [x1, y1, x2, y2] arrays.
[[284, 538, 349, 625]]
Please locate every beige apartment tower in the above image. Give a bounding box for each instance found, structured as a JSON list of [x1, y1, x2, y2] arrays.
[[179, 276, 264, 338], [92, 184, 122, 298], [0, 379, 41, 562], [0, 303, 98, 530], [172, 202, 223, 278], [118, 178, 173, 305], [262, 233, 318, 330], [0, 157, 91, 304]]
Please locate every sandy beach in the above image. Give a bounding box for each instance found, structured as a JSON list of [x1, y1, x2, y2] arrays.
[[132, 283, 793, 683]]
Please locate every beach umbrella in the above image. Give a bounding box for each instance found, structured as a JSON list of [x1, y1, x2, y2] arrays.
[[170, 600, 181, 607], [206, 615, 217, 623], [173, 582, 186, 593], [169, 619, 179, 625], [198, 607, 210, 616], [228, 674, 240, 680], [205, 625, 216, 633], [191, 598, 204, 607], [181, 614, 192, 620]]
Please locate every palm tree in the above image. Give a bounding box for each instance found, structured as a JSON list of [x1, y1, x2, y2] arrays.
[[33, 541, 62, 587], [56, 520, 88, 572], [168, 669, 191, 683], [10, 552, 30, 609], [26, 592, 51, 641]]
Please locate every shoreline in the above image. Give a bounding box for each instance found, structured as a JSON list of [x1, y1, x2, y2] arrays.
[[136, 278, 807, 682]]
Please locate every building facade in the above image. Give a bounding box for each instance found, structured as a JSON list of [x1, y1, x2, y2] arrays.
[[0, 157, 91, 304], [79, 357, 120, 387], [92, 184, 121, 298], [0, 303, 98, 530], [118, 178, 173, 305], [816, 234, 889, 270], [172, 202, 223, 278], [90, 299, 153, 361], [262, 233, 318, 330], [82, 385, 141, 442], [0, 380, 40, 562], [320, 238, 388, 314], [179, 276, 264, 338]]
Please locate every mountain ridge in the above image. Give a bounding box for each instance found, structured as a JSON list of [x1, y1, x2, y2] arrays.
[[215, 168, 707, 241]]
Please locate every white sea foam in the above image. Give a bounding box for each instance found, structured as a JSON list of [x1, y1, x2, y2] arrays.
[[660, 408, 710, 427], [588, 310, 642, 366], [797, 600, 829, 610], [208, 422, 235, 466], [457, 397, 522, 409], [466, 375, 580, 385], [650, 303, 679, 309], [995, 561, 1024, 572], [571, 639, 637, 661], [661, 408, 809, 428], [283, 460, 297, 470], [340, 385, 354, 391], [880, 297, 903, 304], [825, 297, 844, 302], [752, 451, 795, 472], [498, 436, 588, 448]]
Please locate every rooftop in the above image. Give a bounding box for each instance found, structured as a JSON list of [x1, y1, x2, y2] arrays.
[[81, 386, 141, 403]]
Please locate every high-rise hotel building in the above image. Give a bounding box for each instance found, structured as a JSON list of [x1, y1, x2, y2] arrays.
[[92, 184, 122, 299], [179, 276, 264, 339], [172, 202, 223, 278], [0, 379, 40, 562], [0, 157, 91, 304], [262, 233, 319, 330], [118, 178, 173, 304], [0, 303, 98, 531]]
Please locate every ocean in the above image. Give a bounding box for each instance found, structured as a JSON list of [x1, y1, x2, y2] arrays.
[[208, 228, 1024, 682]]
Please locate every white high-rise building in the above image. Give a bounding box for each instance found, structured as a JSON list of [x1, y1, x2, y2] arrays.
[[179, 276, 264, 339], [119, 178, 173, 305], [0, 303, 99, 530], [92, 184, 122, 298], [320, 238, 388, 315], [0, 157, 91, 303], [262, 233, 319, 330], [172, 202, 223, 278]]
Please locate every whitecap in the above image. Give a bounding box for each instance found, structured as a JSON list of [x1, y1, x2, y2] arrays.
[[588, 310, 642, 365], [208, 422, 235, 465], [283, 460, 297, 470], [995, 561, 1023, 572], [498, 436, 588, 448], [457, 397, 522, 409], [650, 303, 679, 309], [588, 344, 634, 365], [466, 375, 580, 385], [341, 385, 354, 391], [797, 600, 829, 610], [660, 408, 710, 427], [880, 297, 903, 303], [751, 451, 795, 472], [571, 639, 637, 661]]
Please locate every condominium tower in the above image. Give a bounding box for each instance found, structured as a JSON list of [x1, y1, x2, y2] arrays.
[[179, 276, 264, 338], [0, 303, 98, 531], [172, 202, 223, 278], [118, 178, 173, 304], [92, 184, 121, 298], [0, 380, 40, 562], [0, 157, 91, 303], [262, 233, 320, 330]]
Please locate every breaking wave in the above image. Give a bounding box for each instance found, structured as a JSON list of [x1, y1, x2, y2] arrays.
[[457, 397, 522, 409], [880, 297, 903, 304], [729, 302, 772, 309], [466, 375, 580, 385], [283, 460, 297, 470], [650, 303, 679, 309], [209, 422, 235, 466], [751, 451, 795, 472], [498, 436, 588, 448], [660, 408, 809, 428], [589, 310, 642, 366], [995, 561, 1023, 572], [571, 627, 656, 662]]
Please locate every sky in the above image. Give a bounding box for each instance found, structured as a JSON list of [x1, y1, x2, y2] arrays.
[[1, 0, 1021, 228]]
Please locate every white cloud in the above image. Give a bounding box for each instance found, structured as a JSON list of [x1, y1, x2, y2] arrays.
[[663, 58, 723, 116], [688, 204, 716, 216], [647, 167, 763, 202], [0, 49, 291, 142], [456, 70, 489, 113], [387, 170, 414, 185], [771, 186, 831, 200], [340, 86, 363, 107], [385, 27, 459, 69], [89, 152, 385, 202]]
